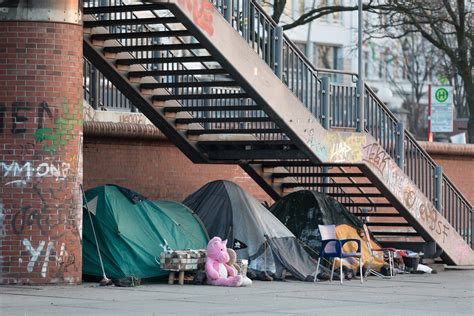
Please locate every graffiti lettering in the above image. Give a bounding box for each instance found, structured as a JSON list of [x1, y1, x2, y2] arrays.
[[363, 142, 390, 174], [1, 161, 71, 186], [330, 142, 351, 163], [21, 238, 76, 278], [178, 0, 214, 36], [119, 114, 146, 125], [23, 239, 45, 273]]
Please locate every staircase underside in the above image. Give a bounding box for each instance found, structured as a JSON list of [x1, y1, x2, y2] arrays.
[[83, 0, 474, 265]]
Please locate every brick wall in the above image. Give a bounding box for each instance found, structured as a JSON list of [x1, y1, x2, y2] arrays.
[[0, 22, 83, 284], [421, 142, 474, 205], [83, 138, 272, 204]]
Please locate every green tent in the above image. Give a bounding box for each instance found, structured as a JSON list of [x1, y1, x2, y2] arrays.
[[83, 185, 208, 280]]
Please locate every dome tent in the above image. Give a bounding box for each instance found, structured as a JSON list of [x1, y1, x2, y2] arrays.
[[183, 180, 319, 281], [270, 190, 386, 272], [269, 190, 363, 251], [83, 185, 208, 281]]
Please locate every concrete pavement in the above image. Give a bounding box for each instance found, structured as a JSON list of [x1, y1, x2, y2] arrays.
[[1, 270, 473, 315]]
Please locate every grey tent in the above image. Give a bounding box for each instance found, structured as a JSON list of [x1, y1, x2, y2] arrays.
[[183, 180, 318, 281]]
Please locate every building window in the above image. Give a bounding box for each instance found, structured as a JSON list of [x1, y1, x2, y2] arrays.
[[314, 44, 342, 69]]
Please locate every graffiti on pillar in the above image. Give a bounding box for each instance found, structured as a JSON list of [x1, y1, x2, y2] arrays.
[[35, 98, 82, 153], [178, 0, 215, 36], [22, 239, 45, 273], [0, 201, 5, 237], [0, 98, 82, 153], [21, 238, 76, 278], [0, 160, 71, 186]]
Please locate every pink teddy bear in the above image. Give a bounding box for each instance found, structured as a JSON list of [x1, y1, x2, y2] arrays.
[[205, 237, 242, 287]]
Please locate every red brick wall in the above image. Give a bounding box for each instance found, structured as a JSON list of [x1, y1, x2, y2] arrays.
[[83, 138, 272, 204], [420, 142, 474, 205], [425, 155, 474, 205], [0, 22, 83, 284]]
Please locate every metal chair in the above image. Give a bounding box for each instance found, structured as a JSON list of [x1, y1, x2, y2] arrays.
[[314, 224, 363, 284], [363, 224, 395, 278]]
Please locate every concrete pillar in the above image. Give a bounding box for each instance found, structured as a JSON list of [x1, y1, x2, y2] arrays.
[[0, 1, 83, 284]]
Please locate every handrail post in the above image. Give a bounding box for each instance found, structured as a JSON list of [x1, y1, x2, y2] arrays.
[[471, 208, 474, 249], [321, 77, 330, 129], [90, 66, 99, 110], [435, 166, 443, 212], [396, 122, 405, 169], [356, 79, 365, 132], [274, 26, 283, 79], [224, 0, 233, 24]]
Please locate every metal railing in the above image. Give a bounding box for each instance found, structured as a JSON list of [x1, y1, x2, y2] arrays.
[[213, 0, 473, 247]]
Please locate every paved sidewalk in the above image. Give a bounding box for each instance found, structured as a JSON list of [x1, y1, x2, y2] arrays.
[[1, 270, 473, 315]]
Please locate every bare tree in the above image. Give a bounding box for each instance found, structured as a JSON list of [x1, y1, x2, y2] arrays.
[[385, 36, 440, 138], [269, 0, 473, 142]]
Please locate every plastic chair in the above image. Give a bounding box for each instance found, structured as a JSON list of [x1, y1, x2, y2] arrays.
[[314, 224, 363, 284], [363, 224, 395, 278]]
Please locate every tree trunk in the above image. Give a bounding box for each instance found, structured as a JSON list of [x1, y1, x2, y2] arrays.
[[460, 70, 474, 143]]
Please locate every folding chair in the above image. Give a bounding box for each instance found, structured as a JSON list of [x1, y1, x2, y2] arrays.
[[314, 224, 363, 284], [363, 224, 395, 278]]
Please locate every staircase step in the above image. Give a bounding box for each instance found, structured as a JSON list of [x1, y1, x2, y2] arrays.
[[119, 56, 216, 66], [206, 149, 306, 160], [372, 231, 420, 237], [341, 202, 392, 208], [175, 117, 271, 124], [197, 140, 293, 147], [142, 80, 238, 89], [327, 192, 385, 198], [153, 93, 248, 101], [187, 128, 281, 135], [366, 222, 412, 227], [353, 213, 402, 217], [84, 17, 180, 28], [164, 105, 260, 112], [130, 68, 228, 78], [91, 30, 191, 41], [103, 43, 203, 53], [281, 182, 375, 188], [272, 172, 365, 178], [258, 161, 354, 167], [84, 4, 166, 14]]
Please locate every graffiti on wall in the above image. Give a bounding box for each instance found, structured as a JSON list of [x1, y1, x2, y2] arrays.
[[178, 0, 214, 36], [306, 131, 366, 163], [0, 160, 71, 186], [361, 142, 452, 243], [0, 97, 83, 280], [0, 98, 83, 153], [21, 239, 76, 278]]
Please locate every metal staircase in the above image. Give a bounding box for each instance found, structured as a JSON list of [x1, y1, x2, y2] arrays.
[[82, 0, 473, 265]]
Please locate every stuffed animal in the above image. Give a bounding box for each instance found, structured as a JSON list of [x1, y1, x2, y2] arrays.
[[227, 248, 252, 286], [205, 237, 242, 287]]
